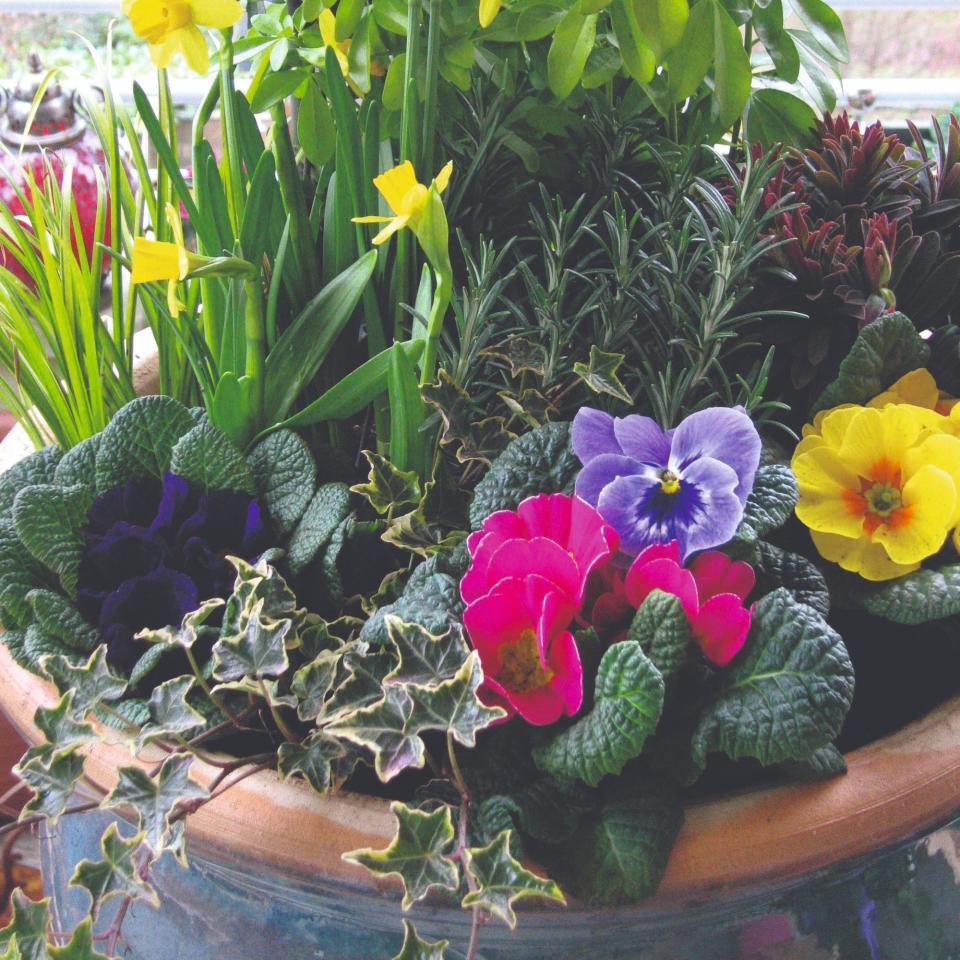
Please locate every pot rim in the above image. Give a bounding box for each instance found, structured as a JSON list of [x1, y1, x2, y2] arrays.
[[0, 374, 958, 911]]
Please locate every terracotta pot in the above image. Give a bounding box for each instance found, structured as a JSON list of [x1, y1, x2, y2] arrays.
[[1, 365, 960, 957]]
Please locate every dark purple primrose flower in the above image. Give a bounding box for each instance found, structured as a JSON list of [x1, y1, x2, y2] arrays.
[[77, 472, 269, 675], [572, 406, 761, 560]]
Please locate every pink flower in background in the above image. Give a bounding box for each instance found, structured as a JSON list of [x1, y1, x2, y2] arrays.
[[462, 574, 582, 725]]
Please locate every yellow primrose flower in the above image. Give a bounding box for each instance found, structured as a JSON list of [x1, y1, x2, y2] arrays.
[[868, 368, 958, 416], [479, 0, 502, 28], [131, 203, 200, 318], [792, 404, 960, 581], [123, 0, 242, 75], [353, 161, 453, 247]]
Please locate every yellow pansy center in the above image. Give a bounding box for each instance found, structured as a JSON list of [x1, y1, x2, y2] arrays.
[[129, 0, 192, 42], [659, 469, 680, 495], [498, 629, 552, 694]]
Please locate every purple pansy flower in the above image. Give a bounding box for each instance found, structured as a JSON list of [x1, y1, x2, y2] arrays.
[[77, 472, 270, 675], [571, 406, 761, 560]]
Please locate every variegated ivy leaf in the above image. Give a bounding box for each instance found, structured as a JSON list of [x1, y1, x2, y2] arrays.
[[136, 678, 206, 750], [380, 502, 464, 559], [221, 557, 299, 636], [327, 685, 425, 782], [211, 601, 292, 682], [40, 648, 127, 718], [69, 823, 158, 915], [351, 451, 422, 516], [461, 830, 564, 928], [16, 750, 85, 823], [344, 802, 458, 910], [21, 692, 94, 765], [320, 646, 397, 723], [393, 920, 448, 960], [277, 731, 346, 793], [0, 890, 51, 960], [135, 598, 225, 651], [103, 754, 207, 864], [573, 345, 632, 404], [290, 651, 340, 721], [48, 918, 117, 959], [383, 618, 469, 688], [406, 653, 506, 748]]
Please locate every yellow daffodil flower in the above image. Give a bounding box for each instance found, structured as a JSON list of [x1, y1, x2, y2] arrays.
[[131, 203, 201, 318], [353, 161, 453, 247], [123, 0, 242, 75], [479, 0, 502, 28], [868, 368, 959, 416], [792, 404, 960, 580], [319, 9, 352, 77]]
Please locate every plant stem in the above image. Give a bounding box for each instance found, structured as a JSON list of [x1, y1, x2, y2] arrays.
[[447, 733, 484, 960], [186, 645, 236, 724], [419, 266, 452, 387], [730, 21, 753, 152], [0, 801, 100, 841], [219, 30, 245, 237], [421, 0, 443, 177], [258, 678, 298, 743], [244, 274, 266, 432]]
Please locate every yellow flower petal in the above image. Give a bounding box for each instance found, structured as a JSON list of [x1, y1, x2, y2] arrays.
[[811, 530, 918, 581], [352, 215, 393, 224], [479, 0, 502, 27], [904, 432, 960, 524], [868, 368, 940, 410], [319, 8, 337, 45], [148, 33, 181, 69], [372, 214, 411, 245], [166, 279, 185, 318], [131, 238, 183, 284], [177, 23, 211, 74], [873, 463, 955, 565], [374, 163, 420, 217], [818, 405, 862, 449], [837, 405, 926, 481], [433, 161, 453, 194], [793, 447, 865, 539], [188, 0, 242, 29]]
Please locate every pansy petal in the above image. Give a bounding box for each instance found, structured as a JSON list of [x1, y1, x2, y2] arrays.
[[575, 454, 646, 509], [613, 415, 672, 466], [572, 407, 622, 464], [596, 472, 676, 555], [690, 594, 751, 666], [672, 457, 742, 558]]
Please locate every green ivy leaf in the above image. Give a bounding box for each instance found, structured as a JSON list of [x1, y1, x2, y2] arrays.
[[25, 590, 100, 652], [812, 313, 929, 415], [566, 792, 683, 904], [16, 749, 85, 823], [287, 482, 352, 575], [94, 396, 195, 493], [211, 604, 292, 681], [850, 564, 960, 624], [290, 651, 340, 721], [48, 919, 117, 960], [735, 464, 799, 543], [383, 618, 469, 687], [692, 589, 854, 769], [0, 891, 51, 960], [220, 558, 298, 636], [39, 647, 127, 717], [277, 731, 346, 793], [103, 754, 208, 864], [13, 484, 93, 595], [393, 921, 448, 960], [69, 823, 157, 915], [781, 743, 847, 780], [247, 430, 317, 536], [625, 590, 691, 682], [462, 830, 564, 928], [21, 692, 94, 765], [752, 541, 830, 617], [572, 346, 632, 403], [321, 646, 396, 722], [469, 422, 579, 528], [350, 452, 421, 516], [406, 652, 506, 747], [534, 641, 665, 787], [343, 801, 458, 910], [137, 678, 206, 749], [169, 422, 255, 495]]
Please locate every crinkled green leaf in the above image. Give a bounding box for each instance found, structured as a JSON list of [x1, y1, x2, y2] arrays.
[[625, 590, 691, 682], [752, 541, 830, 617], [351, 451, 421, 516], [566, 793, 683, 904], [781, 742, 847, 780], [103, 754, 207, 864], [247, 429, 317, 535], [277, 730, 345, 793], [169, 422, 255, 494], [94, 396, 195, 493], [361, 571, 463, 648], [573, 346, 632, 403], [0, 890, 50, 960], [211, 603, 292, 681], [535, 640, 665, 787], [692, 589, 854, 768], [53, 435, 100, 489], [469, 422, 579, 528], [383, 618, 469, 687], [137, 677, 205, 748], [735, 464, 799, 543], [344, 802, 458, 910], [851, 563, 960, 624], [39, 647, 127, 717], [69, 823, 157, 915], [812, 313, 929, 414], [16, 749, 85, 823], [393, 921, 448, 960], [462, 830, 564, 928], [287, 482, 352, 575], [406, 652, 506, 747], [22, 625, 82, 670], [290, 651, 340, 721], [26, 590, 100, 652], [0, 519, 50, 629], [13, 484, 93, 595], [0, 447, 62, 516]]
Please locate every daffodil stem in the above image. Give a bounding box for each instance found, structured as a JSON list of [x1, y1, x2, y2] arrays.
[[219, 30, 245, 237], [243, 276, 266, 429], [400, 0, 421, 166], [421, 0, 443, 177], [419, 266, 453, 387]]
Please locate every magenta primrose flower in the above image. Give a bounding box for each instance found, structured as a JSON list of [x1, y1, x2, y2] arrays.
[[572, 406, 762, 560], [623, 541, 755, 667]]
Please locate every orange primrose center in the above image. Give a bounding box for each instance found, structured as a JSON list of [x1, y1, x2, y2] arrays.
[[842, 458, 913, 538], [497, 629, 552, 694]]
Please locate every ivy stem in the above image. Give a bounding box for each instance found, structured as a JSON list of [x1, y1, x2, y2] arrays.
[[447, 733, 484, 960], [0, 801, 100, 841], [185, 645, 237, 724], [258, 678, 299, 743]]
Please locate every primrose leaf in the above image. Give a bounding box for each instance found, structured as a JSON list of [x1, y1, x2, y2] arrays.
[[462, 830, 564, 928], [534, 640, 665, 787], [48, 918, 117, 960], [53, 435, 99, 489], [692, 589, 854, 769], [103, 754, 208, 864], [751, 541, 830, 617], [39, 647, 127, 717], [211, 602, 292, 681], [812, 312, 929, 414], [12, 484, 93, 595], [277, 731, 346, 794], [0, 446, 62, 516], [351, 451, 421, 516], [137, 678, 205, 748], [69, 823, 157, 915], [169, 422, 255, 495], [16, 750, 85, 823], [781, 742, 847, 780], [326, 685, 425, 782], [573, 346, 632, 403], [393, 920, 448, 960], [136, 598, 225, 651], [383, 618, 469, 687], [850, 563, 960, 624], [290, 651, 340, 721], [21, 692, 94, 765], [469, 421, 579, 528], [626, 590, 691, 682], [94, 396, 196, 493], [735, 464, 799, 543], [0, 890, 50, 960], [0, 519, 48, 628], [247, 429, 317, 535], [360, 570, 464, 647], [287, 482, 352, 575], [26, 589, 101, 652], [567, 792, 683, 904], [406, 652, 506, 747], [343, 801, 459, 910]]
